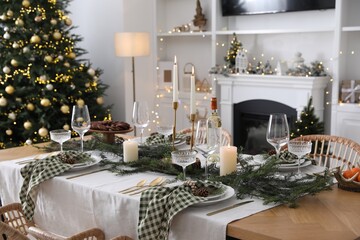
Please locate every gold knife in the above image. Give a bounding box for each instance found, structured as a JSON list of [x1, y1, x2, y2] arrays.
[[66, 168, 109, 180], [206, 200, 254, 216]]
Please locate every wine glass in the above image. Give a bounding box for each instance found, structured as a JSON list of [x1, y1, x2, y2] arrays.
[[171, 149, 197, 180], [132, 101, 150, 144], [195, 119, 214, 179], [156, 117, 173, 142], [71, 105, 91, 152], [288, 140, 312, 179], [266, 113, 290, 158], [50, 129, 71, 152]]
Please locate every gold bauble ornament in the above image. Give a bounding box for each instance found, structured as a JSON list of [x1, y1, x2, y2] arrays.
[[15, 18, 24, 27], [8, 112, 16, 120], [96, 97, 104, 105], [50, 19, 57, 25], [0, 14, 7, 21], [64, 18, 72, 26], [0, 97, 7, 107], [3, 66, 11, 74], [22, 0, 30, 8], [63, 62, 70, 68], [87, 68, 95, 76], [10, 59, 18, 67], [12, 42, 20, 49], [53, 31, 62, 40], [6, 10, 14, 17], [85, 83, 90, 88], [26, 103, 35, 111], [25, 139, 32, 145], [30, 35, 41, 44], [66, 52, 76, 59], [23, 121, 32, 130], [38, 127, 48, 137], [60, 105, 70, 114], [23, 47, 30, 54], [63, 124, 70, 131], [6, 129, 12, 136], [77, 99, 85, 107], [42, 34, 49, 41], [40, 98, 51, 107], [44, 55, 53, 63], [5, 85, 15, 94], [34, 16, 42, 22]]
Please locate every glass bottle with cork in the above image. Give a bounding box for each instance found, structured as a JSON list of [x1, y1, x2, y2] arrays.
[[206, 97, 222, 160]]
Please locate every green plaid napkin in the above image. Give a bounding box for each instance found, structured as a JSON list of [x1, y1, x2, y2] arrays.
[[145, 133, 185, 146], [138, 181, 223, 240], [19, 156, 72, 221]]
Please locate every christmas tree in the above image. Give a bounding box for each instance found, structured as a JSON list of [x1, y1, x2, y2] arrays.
[[224, 33, 243, 69], [0, 0, 110, 148], [291, 97, 324, 138]]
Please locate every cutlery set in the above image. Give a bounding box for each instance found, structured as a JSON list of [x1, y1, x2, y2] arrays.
[[118, 177, 166, 195]]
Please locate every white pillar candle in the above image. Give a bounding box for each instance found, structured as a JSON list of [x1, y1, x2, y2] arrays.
[[220, 145, 237, 176], [190, 66, 196, 114], [123, 140, 138, 162], [173, 55, 178, 102]]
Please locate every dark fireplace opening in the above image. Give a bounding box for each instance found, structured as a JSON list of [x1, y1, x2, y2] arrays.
[[233, 100, 297, 155]]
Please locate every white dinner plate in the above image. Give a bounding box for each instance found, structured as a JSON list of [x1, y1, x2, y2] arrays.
[[278, 159, 305, 167], [278, 160, 312, 170], [131, 136, 185, 146], [191, 185, 235, 207]]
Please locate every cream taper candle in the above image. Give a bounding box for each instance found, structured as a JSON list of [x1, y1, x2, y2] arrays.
[[123, 140, 138, 162], [190, 66, 196, 114], [173, 55, 178, 102], [220, 145, 237, 176]]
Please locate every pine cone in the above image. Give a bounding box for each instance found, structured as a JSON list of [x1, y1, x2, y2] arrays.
[[57, 152, 76, 164], [193, 187, 209, 197]]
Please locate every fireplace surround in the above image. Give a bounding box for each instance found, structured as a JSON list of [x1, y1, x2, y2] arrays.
[[216, 74, 329, 152]]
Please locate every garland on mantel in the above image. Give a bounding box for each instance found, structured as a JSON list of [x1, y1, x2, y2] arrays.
[[40, 134, 334, 207]]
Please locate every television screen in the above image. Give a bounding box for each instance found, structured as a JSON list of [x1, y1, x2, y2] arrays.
[[221, 0, 336, 16]]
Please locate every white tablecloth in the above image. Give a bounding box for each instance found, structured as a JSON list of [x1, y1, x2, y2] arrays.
[[0, 154, 324, 240]]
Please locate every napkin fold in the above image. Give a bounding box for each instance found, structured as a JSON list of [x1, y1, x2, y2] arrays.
[[19, 156, 72, 221], [145, 133, 185, 146], [138, 181, 222, 240]]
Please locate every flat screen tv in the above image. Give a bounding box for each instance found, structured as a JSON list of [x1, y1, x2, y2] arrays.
[[221, 0, 336, 16]]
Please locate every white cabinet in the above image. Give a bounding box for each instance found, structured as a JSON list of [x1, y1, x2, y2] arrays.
[[331, 0, 360, 143], [152, 0, 360, 143]]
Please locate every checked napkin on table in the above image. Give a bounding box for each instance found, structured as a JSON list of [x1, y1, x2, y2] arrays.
[[145, 133, 186, 146], [19, 156, 72, 221], [138, 180, 223, 240]]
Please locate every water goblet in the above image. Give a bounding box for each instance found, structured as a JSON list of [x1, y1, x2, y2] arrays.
[[157, 121, 173, 142], [71, 105, 91, 152], [171, 149, 197, 180], [266, 113, 290, 158], [50, 129, 71, 152], [132, 101, 150, 144], [288, 140, 312, 179]]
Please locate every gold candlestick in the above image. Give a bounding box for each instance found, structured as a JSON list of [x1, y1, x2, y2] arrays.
[[190, 113, 196, 150], [172, 102, 178, 150]]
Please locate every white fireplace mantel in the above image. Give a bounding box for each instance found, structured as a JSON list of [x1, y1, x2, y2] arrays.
[[216, 74, 330, 135]]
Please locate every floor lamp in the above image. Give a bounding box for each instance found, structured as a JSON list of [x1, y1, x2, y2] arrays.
[[114, 32, 150, 135]]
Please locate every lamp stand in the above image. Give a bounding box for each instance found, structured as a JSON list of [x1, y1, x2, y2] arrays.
[[131, 56, 137, 136]]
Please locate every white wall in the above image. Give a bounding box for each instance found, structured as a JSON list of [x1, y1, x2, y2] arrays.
[[68, 0, 155, 135], [68, 0, 126, 121]]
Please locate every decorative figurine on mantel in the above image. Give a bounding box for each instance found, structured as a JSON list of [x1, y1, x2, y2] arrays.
[[292, 52, 305, 68], [193, 0, 206, 31]]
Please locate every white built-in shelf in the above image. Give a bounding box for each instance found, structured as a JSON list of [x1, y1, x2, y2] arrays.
[[342, 26, 360, 32], [216, 27, 334, 35], [157, 32, 212, 37]]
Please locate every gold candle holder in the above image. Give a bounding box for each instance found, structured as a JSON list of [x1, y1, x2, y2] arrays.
[[190, 113, 196, 150], [172, 102, 178, 150]]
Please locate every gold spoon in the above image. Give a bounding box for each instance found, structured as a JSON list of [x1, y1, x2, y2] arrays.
[[118, 179, 147, 193], [122, 177, 164, 194], [129, 177, 166, 195]]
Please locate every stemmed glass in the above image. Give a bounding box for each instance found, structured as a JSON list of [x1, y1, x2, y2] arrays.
[[132, 101, 150, 144], [288, 140, 312, 179], [266, 113, 290, 158], [71, 105, 91, 152], [50, 129, 71, 152], [171, 149, 197, 180], [157, 118, 173, 142]]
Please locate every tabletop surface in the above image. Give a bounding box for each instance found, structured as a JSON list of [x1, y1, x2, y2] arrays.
[[1, 139, 360, 240]]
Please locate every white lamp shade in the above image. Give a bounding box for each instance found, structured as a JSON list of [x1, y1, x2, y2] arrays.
[[114, 32, 150, 57]]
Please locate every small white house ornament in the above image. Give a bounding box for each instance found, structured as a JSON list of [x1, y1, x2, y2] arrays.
[[235, 49, 248, 74]]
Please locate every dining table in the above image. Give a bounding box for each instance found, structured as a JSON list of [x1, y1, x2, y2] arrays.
[[0, 135, 360, 240]]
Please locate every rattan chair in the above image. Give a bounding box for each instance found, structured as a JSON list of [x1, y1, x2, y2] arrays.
[[0, 203, 34, 235], [0, 221, 30, 240], [110, 236, 133, 240], [179, 127, 232, 146], [28, 227, 105, 240], [291, 135, 360, 170]]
